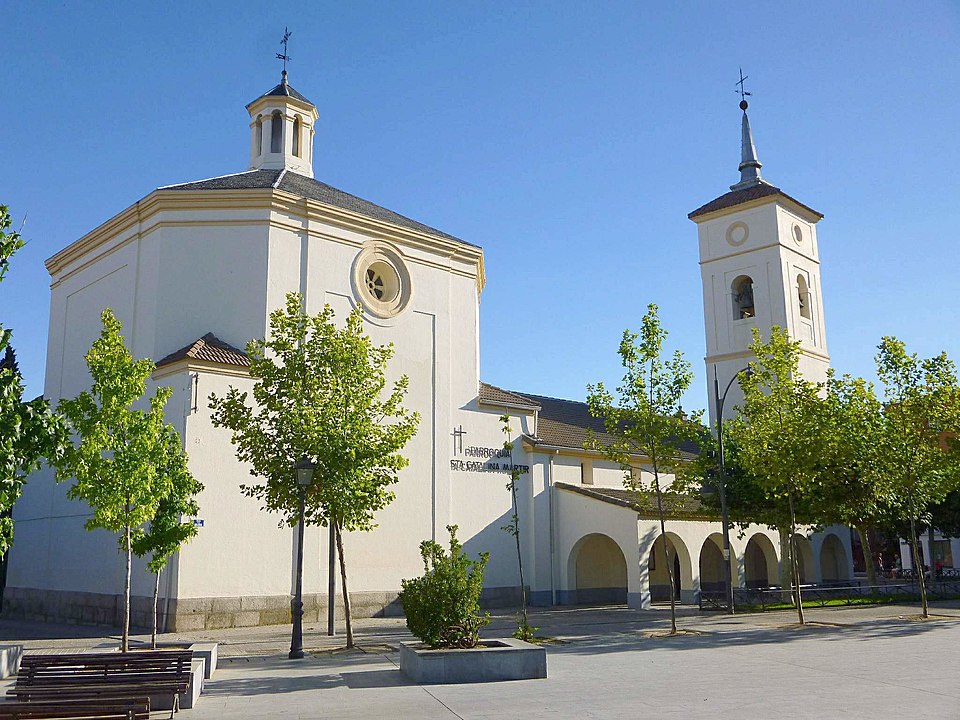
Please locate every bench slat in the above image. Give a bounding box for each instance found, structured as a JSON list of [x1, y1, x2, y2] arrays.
[[0, 698, 149, 720]]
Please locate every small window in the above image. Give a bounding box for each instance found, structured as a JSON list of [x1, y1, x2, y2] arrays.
[[255, 115, 263, 155], [732, 276, 755, 319], [270, 111, 283, 153], [292, 116, 301, 157], [797, 275, 811, 319]]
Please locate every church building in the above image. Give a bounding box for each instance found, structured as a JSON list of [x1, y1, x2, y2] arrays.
[[4, 72, 853, 630]]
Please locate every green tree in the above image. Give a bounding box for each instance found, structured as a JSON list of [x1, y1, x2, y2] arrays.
[[0, 206, 68, 557], [586, 304, 700, 634], [697, 428, 818, 598], [208, 293, 419, 648], [131, 425, 203, 648], [874, 337, 960, 617], [732, 327, 827, 624], [55, 309, 174, 651], [500, 415, 537, 641], [816, 373, 888, 587]]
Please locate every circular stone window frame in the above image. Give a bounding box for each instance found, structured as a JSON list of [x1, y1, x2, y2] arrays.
[[725, 221, 749, 247], [791, 223, 804, 246], [351, 241, 413, 322]]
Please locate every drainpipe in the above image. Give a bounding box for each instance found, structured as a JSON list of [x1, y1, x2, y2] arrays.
[[548, 451, 557, 606]]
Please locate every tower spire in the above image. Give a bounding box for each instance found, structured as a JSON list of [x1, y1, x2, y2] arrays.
[[730, 69, 764, 191]]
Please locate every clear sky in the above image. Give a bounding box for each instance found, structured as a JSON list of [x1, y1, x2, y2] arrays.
[[3, 2, 959, 413]]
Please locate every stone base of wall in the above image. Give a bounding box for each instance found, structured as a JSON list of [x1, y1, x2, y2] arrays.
[[2, 585, 526, 632], [1, 587, 163, 630]]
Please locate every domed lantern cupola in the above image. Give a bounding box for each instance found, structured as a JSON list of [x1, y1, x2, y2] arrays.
[[247, 33, 318, 178]]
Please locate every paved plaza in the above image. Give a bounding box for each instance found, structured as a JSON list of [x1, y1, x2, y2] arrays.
[[3, 603, 960, 719]]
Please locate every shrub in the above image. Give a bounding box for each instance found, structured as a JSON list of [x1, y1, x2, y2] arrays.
[[399, 524, 490, 648]]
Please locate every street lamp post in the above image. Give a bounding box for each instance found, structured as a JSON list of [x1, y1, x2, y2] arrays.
[[713, 365, 751, 615], [289, 455, 316, 660]]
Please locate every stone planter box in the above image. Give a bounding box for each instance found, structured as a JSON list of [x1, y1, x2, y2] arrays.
[[0, 645, 23, 678], [400, 638, 547, 684]]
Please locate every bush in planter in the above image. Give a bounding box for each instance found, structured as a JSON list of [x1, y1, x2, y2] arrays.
[[399, 524, 490, 648]]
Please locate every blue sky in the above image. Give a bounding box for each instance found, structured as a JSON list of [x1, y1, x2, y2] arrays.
[[3, 2, 959, 413]]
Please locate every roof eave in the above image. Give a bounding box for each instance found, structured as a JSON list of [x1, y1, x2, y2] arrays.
[[478, 398, 541, 412], [245, 93, 318, 118], [689, 190, 823, 224]]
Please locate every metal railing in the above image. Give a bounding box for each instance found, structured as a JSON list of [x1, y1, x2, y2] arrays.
[[697, 580, 960, 611]]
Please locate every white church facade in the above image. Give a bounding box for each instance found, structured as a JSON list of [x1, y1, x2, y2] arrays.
[[4, 74, 853, 631]]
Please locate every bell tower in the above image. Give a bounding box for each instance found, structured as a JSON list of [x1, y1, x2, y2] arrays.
[[690, 94, 830, 424], [246, 69, 319, 178]]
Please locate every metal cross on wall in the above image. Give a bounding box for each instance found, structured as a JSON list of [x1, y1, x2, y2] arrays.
[[277, 27, 292, 75], [451, 425, 467, 455]]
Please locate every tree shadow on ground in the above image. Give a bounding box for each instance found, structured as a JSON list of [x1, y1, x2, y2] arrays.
[[204, 652, 400, 697], [0, 619, 117, 642], [545, 614, 960, 658]]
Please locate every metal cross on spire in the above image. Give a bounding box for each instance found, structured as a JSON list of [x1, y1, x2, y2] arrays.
[[735, 67, 752, 110], [277, 27, 292, 80]]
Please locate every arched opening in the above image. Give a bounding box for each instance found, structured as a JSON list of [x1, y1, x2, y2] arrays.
[[255, 115, 263, 156], [792, 534, 815, 584], [699, 533, 738, 594], [270, 110, 283, 153], [797, 275, 811, 319], [292, 116, 302, 157], [699, 538, 726, 593], [567, 534, 627, 605], [732, 275, 755, 319], [648, 533, 693, 603], [820, 534, 849, 584], [744, 534, 777, 588]]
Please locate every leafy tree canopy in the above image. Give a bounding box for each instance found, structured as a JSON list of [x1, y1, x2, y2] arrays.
[[131, 424, 203, 574], [0, 205, 68, 556], [55, 308, 174, 534], [208, 293, 420, 531]]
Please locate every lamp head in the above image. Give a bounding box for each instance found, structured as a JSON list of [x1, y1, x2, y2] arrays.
[[295, 455, 316, 486]]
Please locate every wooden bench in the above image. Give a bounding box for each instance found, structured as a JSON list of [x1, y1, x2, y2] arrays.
[[0, 697, 150, 719], [11, 650, 193, 718]]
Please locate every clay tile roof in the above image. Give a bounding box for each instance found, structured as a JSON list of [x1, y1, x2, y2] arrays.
[[160, 169, 474, 246], [556, 482, 712, 519], [156, 333, 249, 369], [478, 382, 541, 410], [496, 389, 700, 457], [688, 182, 823, 220]]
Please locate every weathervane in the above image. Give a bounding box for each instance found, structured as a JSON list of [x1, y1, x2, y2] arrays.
[[735, 67, 752, 110], [277, 27, 292, 79]]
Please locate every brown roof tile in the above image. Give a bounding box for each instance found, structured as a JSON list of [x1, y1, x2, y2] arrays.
[[556, 482, 712, 519], [515, 391, 700, 457], [156, 333, 249, 369], [688, 182, 823, 220], [478, 383, 541, 410]]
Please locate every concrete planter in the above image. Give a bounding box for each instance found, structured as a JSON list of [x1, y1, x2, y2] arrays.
[[400, 638, 547, 684], [0, 645, 23, 678]]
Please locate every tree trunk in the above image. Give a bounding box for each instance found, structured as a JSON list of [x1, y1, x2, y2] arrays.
[[651, 465, 677, 635], [856, 524, 877, 588], [510, 477, 529, 635], [907, 495, 929, 618], [335, 521, 354, 648], [788, 491, 804, 625], [778, 526, 793, 602], [152, 569, 160, 649], [123, 521, 132, 652]]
